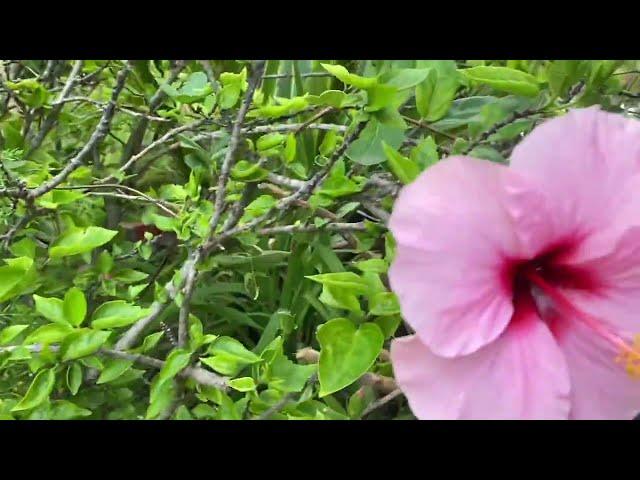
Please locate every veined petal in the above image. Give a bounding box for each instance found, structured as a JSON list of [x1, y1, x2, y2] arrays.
[[389, 156, 553, 357], [391, 295, 571, 420]]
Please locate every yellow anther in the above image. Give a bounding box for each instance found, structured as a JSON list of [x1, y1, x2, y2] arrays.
[[616, 335, 640, 379]]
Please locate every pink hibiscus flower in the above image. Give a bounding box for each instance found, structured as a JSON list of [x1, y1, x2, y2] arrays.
[[389, 107, 640, 420]]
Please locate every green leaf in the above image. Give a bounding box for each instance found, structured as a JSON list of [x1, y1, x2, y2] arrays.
[[11, 368, 56, 412], [228, 377, 257, 392], [209, 336, 262, 362], [546, 60, 585, 98], [10, 238, 36, 259], [66, 363, 82, 395], [47, 400, 92, 420], [410, 136, 439, 170], [319, 132, 339, 160], [24, 323, 74, 345], [307, 90, 351, 108], [33, 294, 66, 325], [284, 133, 297, 163], [133, 331, 164, 354], [97, 358, 134, 384], [91, 301, 149, 329], [49, 226, 118, 258], [365, 84, 399, 112], [415, 61, 460, 121], [0, 257, 34, 301], [319, 159, 363, 198], [368, 292, 401, 316], [241, 195, 276, 220], [380, 68, 433, 90], [60, 329, 111, 361], [0, 324, 29, 345], [262, 337, 316, 393], [256, 133, 286, 151], [461, 66, 540, 97], [317, 318, 384, 397], [346, 119, 405, 166], [231, 160, 269, 182], [151, 349, 191, 404], [147, 378, 177, 419], [318, 284, 361, 312], [202, 337, 262, 376], [354, 258, 388, 274], [63, 287, 87, 327], [36, 190, 84, 209], [431, 96, 497, 131], [374, 315, 401, 339], [382, 141, 420, 184], [321, 63, 377, 90], [305, 272, 369, 292]]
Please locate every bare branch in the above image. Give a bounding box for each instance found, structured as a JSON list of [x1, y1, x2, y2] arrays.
[[100, 118, 208, 184], [209, 60, 266, 233], [27, 60, 84, 155], [27, 63, 131, 199], [256, 221, 366, 236], [361, 388, 403, 418]]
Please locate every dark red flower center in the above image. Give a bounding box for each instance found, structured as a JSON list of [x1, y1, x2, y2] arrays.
[[502, 241, 640, 376]]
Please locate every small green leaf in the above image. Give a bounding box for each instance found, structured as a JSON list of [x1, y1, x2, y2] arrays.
[[317, 318, 384, 397], [256, 133, 286, 151], [97, 358, 134, 384], [382, 141, 420, 185], [374, 315, 401, 338], [33, 294, 67, 325], [305, 272, 369, 292], [49, 226, 118, 258], [0, 324, 29, 345], [410, 136, 439, 170], [284, 133, 297, 163], [202, 337, 261, 376], [228, 377, 257, 392], [11, 368, 56, 412], [151, 349, 191, 404], [354, 258, 388, 274], [60, 329, 111, 361], [24, 323, 74, 345], [321, 63, 377, 90], [66, 363, 82, 395], [63, 287, 87, 327], [346, 119, 405, 166], [461, 66, 540, 97], [91, 301, 149, 329], [231, 160, 269, 182], [415, 61, 460, 121], [368, 292, 401, 316]]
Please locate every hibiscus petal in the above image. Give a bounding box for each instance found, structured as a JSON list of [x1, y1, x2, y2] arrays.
[[553, 317, 640, 420], [510, 107, 640, 243], [566, 226, 640, 336], [390, 298, 571, 420], [389, 156, 553, 357]]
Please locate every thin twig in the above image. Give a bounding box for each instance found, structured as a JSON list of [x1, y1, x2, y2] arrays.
[[54, 96, 171, 122], [0, 344, 227, 389], [257, 221, 366, 236], [27, 63, 131, 199], [101, 118, 208, 184], [27, 60, 84, 155], [177, 60, 265, 348], [361, 388, 403, 418], [209, 60, 266, 233]]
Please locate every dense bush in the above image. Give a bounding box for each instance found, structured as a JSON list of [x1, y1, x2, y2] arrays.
[[0, 59, 636, 420]]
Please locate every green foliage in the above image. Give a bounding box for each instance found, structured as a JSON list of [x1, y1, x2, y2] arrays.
[[0, 59, 633, 420]]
